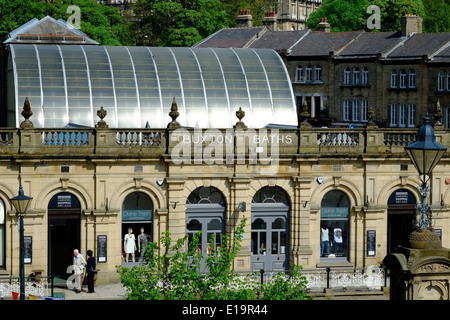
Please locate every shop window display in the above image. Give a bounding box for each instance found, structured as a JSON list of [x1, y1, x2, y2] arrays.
[[320, 190, 349, 259]]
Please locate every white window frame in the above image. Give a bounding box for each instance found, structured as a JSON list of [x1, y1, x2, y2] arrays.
[[407, 104, 415, 128], [343, 100, 351, 121], [352, 100, 359, 121], [398, 103, 406, 127], [390, 104, 398, 126], [353, 67, 360, 85], [362, 67, 369, 85], [343, 67, 351, 85], [438, 71, 445, 91], [391, 70, 398, 88], [408, 69, 415, 88], [314, 65, 322, 82], [305, 65, 312, 82], [399, 70, 407, 88], [361, 100, 368, 122], [447, 72, 450, 91], [296, 65, 304, 83]]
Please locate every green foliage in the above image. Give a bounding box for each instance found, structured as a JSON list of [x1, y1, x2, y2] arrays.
[[221, 0, 278, 27], [0, 0, 133, 45], [117, 216, 312, 300], [306, 0, 427, 32], [132, 0, 228, 46], [422, 0, 450, 33]]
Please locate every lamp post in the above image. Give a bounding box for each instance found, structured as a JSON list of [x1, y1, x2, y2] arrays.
[[10, 185, 32, 300], [405, 116, 447, 230]]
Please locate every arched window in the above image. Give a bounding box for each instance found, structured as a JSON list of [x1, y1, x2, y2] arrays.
[[343, 67, 351, 85], [320, 190, 349, 260], [438, 71, 445, 91], [305, 65, 312, 82], [408, 69, 415, 88], [391, 70, 398, 88], [447, 72, 450, 91], [251, 186, 290, 272], [314, 65, 322, 82], [295, 65, 303, 82], [399, 69, 407, 88], [0, 199, 4, 268], [352, 67, 360, 85], [186, 187, 225, 265], [122, 192, 153, 263], [362, 67, 369, 85]]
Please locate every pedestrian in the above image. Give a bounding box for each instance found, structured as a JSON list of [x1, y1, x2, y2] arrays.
[[72, 249, 85, 293], [86, 249, 96, 293]]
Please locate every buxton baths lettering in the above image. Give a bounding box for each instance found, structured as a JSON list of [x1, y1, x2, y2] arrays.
[[171, 128, 292, 168]]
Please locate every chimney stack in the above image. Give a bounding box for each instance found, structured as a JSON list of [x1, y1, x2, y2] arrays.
[[237, 9, 253, 28], [401, 15, 423, 37], [263, 11, 277, 31], [316, 18, 330, 32]]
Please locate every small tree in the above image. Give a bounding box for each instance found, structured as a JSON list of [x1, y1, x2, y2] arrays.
[[117, 216, 312, 300]]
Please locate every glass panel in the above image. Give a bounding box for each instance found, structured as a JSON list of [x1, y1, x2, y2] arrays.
[[207, 218, 222, 230], [187, 219, 201, 231], [271, 232, 279, 254], [186, 187, 225, 205], [272, 218, 286, 229], [252, 218, 266, 230], [253, 186, 289, 204]]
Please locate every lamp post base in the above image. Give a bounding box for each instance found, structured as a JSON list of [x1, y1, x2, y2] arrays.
[[408, 228, 442, 250]]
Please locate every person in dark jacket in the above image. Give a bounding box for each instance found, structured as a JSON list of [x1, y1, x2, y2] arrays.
[[86, 249, 96, 293]]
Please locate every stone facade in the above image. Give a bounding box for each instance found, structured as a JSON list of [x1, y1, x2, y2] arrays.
[[1, 105, 449, 284]]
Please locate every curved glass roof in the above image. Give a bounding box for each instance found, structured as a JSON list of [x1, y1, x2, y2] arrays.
[[8, 45, 297, 128]]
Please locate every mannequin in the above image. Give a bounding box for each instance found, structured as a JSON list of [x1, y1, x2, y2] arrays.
[[333, 227, 343, 255], [138, 227, 150, 262], [124, 228, 136, 262], [320, 225, 330, 257]]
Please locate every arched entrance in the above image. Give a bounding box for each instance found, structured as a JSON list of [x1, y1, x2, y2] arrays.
[[387, 189, 416, 253], [185, 187, 226, 271], [48, 192, 81, 280], [320, 190, 350, 261], [251, 186, 290, 272], [121, 192, 153, 264]]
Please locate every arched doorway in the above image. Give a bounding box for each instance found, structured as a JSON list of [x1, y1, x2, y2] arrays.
[[387, 189, 416, 253], [121, 192, 153, 264], [185, 187, 226, 271], [320, 190, 350, 261], [251, 186, 290, 272], [48, 192, 81, 281]]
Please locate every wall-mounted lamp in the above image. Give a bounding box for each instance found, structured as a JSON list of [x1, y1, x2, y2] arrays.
[[441, 194, 445, 208], [170, 201, 179, 209], [301, 200, 308, 208], [365, 195, 370, 208], [238, 201, 246, 212], [105, 197, 109, 212]]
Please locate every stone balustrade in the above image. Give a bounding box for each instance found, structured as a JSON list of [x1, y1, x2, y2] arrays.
[[0, 126, 449, 160]]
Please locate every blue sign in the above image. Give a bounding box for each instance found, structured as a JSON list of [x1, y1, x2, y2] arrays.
[[122, 209, 152, 221]]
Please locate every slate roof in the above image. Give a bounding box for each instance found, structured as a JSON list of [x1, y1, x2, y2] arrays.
[[193, 27, 266, 48], [387, 33, 450, 60], [249, 30, 309, 52], [335, 31, 404, 58], [194, 26, 450, 63], [289, 31, 363, 57]]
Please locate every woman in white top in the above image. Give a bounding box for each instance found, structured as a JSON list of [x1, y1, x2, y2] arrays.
[[124, 228, 137, 262]]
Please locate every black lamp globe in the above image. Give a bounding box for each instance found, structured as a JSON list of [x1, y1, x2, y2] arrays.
[[405, 116, 447, 181]]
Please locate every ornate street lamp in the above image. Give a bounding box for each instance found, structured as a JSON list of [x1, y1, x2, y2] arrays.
[[405, 116, 447, 230], [10, 185, 32, 300]]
